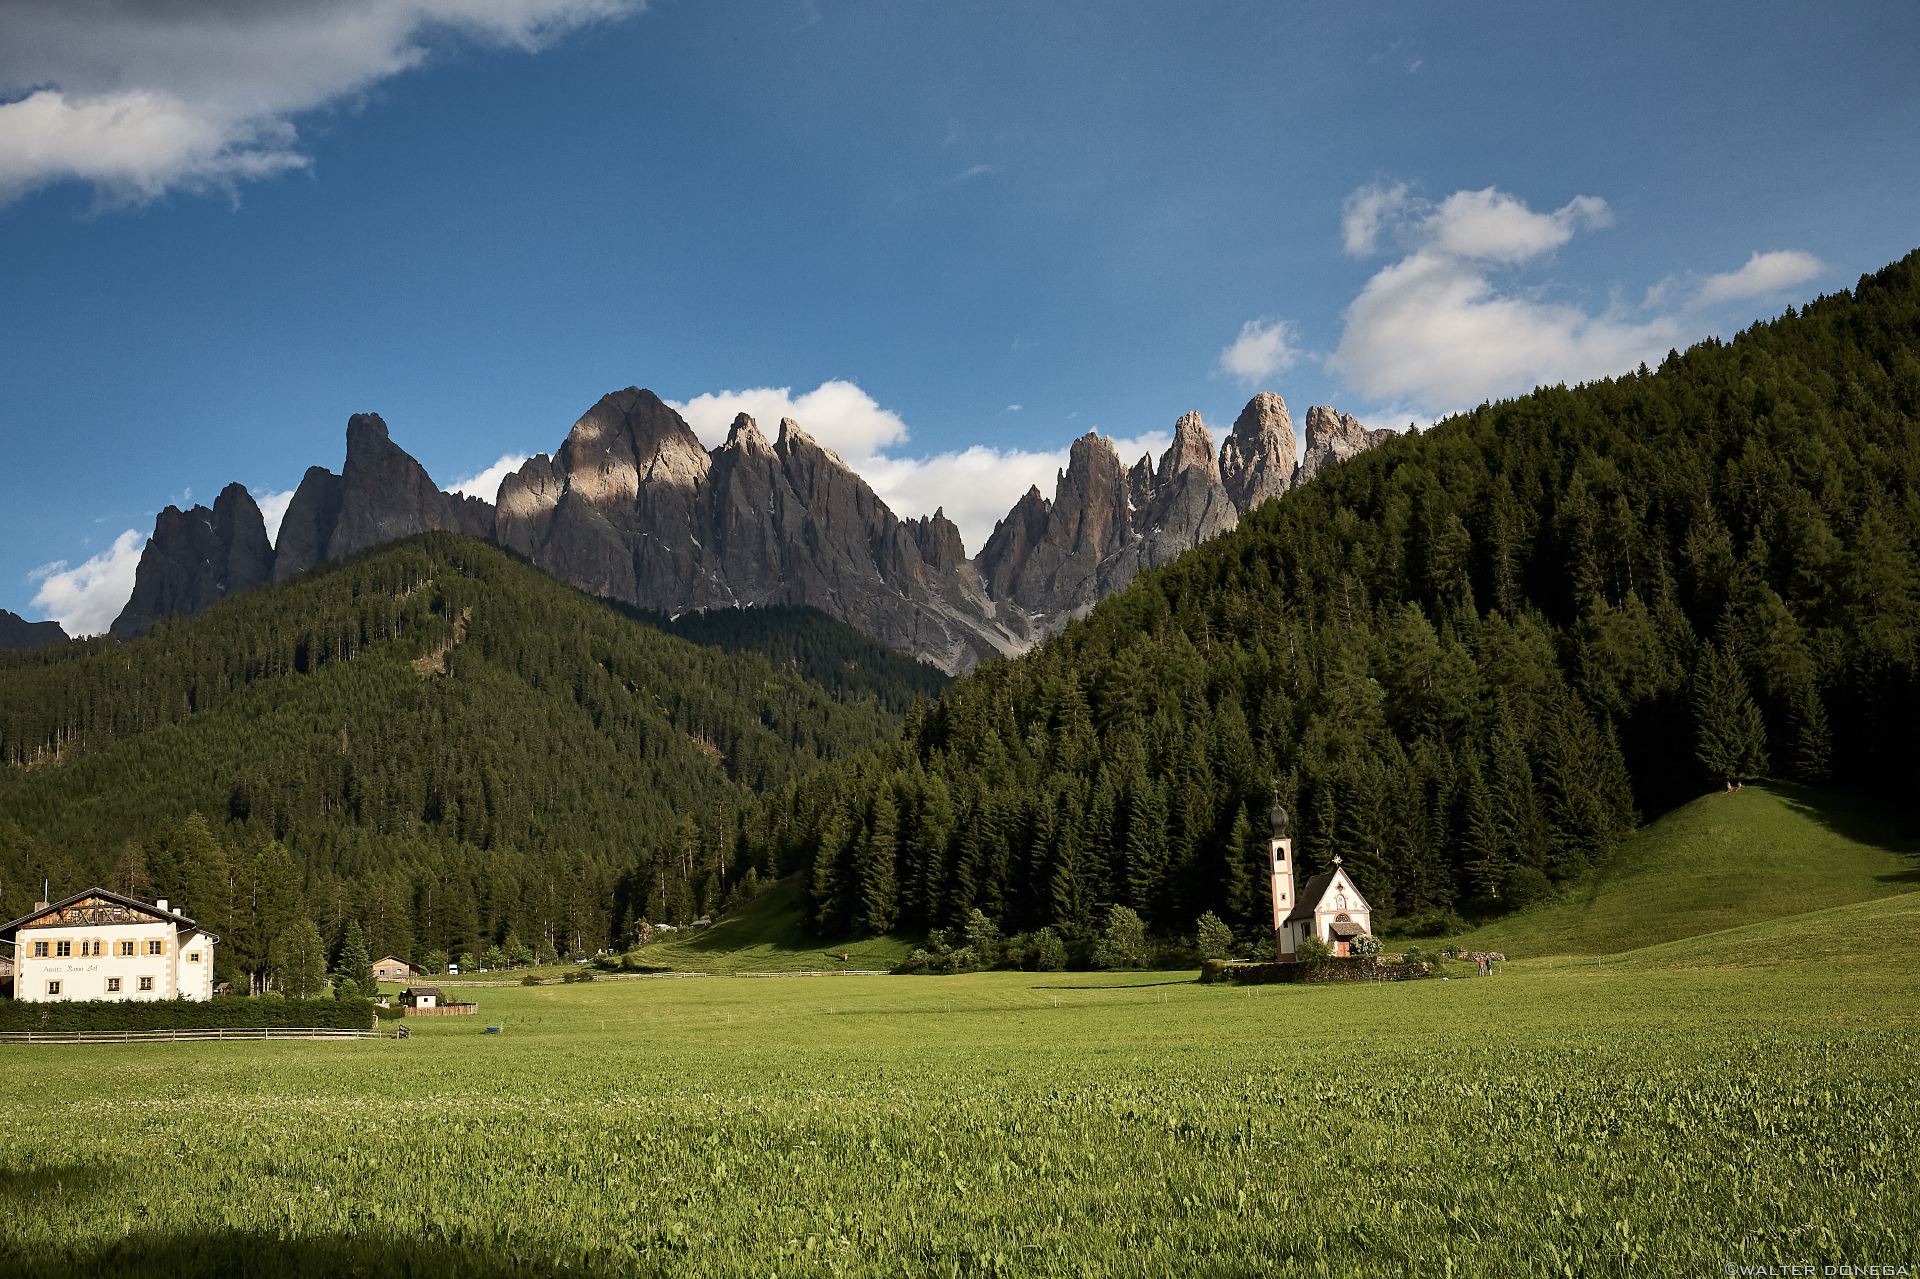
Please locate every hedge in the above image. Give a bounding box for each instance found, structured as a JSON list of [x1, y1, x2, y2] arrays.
[[0, 996, 376, 1032], [1198, 958, 1432, 985]]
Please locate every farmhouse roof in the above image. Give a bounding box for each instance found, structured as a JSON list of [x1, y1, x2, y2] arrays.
[[403, 986, 443, 997], [0, 886, 220, 943], [375, 955, 414, 967]]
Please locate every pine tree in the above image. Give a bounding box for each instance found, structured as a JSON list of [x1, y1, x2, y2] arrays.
[[1789, 683, 1833, 783], [269, 919, 328, 998], [1124, 781, 1169, 923], [1692, 648, 1769, 791], [334, 919, 375, 998], [858, 791, 900, 935]]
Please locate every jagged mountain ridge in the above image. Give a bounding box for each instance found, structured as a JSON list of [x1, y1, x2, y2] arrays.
[[110, 389, 1393, 668], [0, 610, 69, 652]]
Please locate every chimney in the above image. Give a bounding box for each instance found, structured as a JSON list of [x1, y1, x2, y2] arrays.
[[155, 898, 170, 914]]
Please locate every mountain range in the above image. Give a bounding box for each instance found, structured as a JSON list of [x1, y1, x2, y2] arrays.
[[107, 390, 1391, 670]]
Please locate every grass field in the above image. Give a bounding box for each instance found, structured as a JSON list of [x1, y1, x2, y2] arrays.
[[6, 786, 1917, 1277], [4, 914, 1916, 1276]]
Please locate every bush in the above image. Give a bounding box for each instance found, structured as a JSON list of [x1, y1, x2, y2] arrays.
[[1350, 934, 1382, 957], [1504, 866, 1554, 908], [519, 974, 542, 986], [373, 1004, 404, 1022], [561, 969, 594, 983], [1294, 936, 1333, 969], [0, 996, 376, 1033], [1092, 905, 1150, 969], [1194, 912, 1235, 961], [962, 909, 1003, 968], [1028, 927, 1068, 972]]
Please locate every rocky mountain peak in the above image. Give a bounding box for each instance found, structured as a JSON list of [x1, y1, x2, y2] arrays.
[[112, 483, 274, 639], [1299, 405, 1395, 484], [1219, 390, 1296, 510], [723, 413, 773, 457], [1160, 411, 1222, 482]]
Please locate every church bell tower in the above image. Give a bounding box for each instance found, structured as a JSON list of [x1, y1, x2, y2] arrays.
[[1269, 801, 1294, 961]]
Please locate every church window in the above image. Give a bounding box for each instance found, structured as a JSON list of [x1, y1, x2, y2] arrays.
[[147, 940, 163, 956], [55, 940, 71, 957], [32, 941, 48, 958], [138, 977, 155, 992], [46, 980, 61, 996], [107, 978, 122, 993], [188, 951, 202, 963], [118, 940, 135, 956]]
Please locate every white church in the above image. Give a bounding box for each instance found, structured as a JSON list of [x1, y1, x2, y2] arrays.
[[1266, 802, 1374, 959], [0, 888, 220, 1002]]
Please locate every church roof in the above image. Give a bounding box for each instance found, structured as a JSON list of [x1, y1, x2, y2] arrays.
[[1283, 871, 1337, 923], [1284, 865, 1371, 924]]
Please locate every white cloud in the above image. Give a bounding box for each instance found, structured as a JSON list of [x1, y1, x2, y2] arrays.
[[1423, 188, 1612, 264], [255, 488, 296, 546], [1330, 181, 1780, 415], [1341, 180, 1410, 256], [1694, 250, 1823, 307], [672, 380, 910, 460], [27, 529, 146, 637], [0, 0, 644, 205], [446, 454, 529, 504], [1217, 317, 1301, 387], [1331, 247, 1681, 412], [951, 163, 993, 182]]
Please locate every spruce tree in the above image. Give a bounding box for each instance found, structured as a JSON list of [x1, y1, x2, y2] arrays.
[[1692, 648, 1769, 791], [334, 919, 375, 998], [858, 792, 900, 935]]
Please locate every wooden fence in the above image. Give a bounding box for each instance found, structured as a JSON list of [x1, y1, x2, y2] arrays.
[[0, 1027, 386, 1045], [400, 1002, 478, 1017]]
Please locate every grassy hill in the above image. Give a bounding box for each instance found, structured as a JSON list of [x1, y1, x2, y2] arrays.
[[1445, 783, 1919, 957], [634, 878, 918, 974]]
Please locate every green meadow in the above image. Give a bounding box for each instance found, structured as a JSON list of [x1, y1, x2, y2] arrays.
[[4, 787, 1918, 1278]]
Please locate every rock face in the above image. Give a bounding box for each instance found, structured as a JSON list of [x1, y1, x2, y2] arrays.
[[0, 610, 68, 651], [500, 390, 1025, 672], [1298, 405, 1396, 485], [977, 411, 1239, 629], [112, 483, 274, 639], [105, 386, 1393, 669], [1219, 391, 1295, 510]]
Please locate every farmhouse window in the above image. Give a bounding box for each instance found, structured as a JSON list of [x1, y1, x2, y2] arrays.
[[107, 977, 122, 993], [32, 942, 47, 957], [188, 952, 202, 963], [119, 941, 135, 956], [147, 940, 163, 956], [56, 941, 71, 957], [138, 977, 155, 992], [46, 981, 61, 996]]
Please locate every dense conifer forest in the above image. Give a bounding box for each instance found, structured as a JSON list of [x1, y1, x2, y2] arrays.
[[728, 252, 1920, 949], [634, 604, 949, 716], [0, 537, 911, 986]]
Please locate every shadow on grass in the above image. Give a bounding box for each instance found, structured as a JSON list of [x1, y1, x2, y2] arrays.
[[1029, 977, 1196, 990], [0, 1161, 118, 1207], [1770, 780, 1920, 878], [50, 1231, 641, 1279]]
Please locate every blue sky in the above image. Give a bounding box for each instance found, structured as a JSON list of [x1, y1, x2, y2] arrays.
[[5, 0, 1918, 632]]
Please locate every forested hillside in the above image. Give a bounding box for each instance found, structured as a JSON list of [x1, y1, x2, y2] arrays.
[[636, 604, 949, 715], [0, 535, 902, 987], [726, 252, 1920, 947]]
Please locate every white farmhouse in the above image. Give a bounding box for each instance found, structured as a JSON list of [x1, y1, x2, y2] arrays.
[[0, 888, 219, 1002]]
